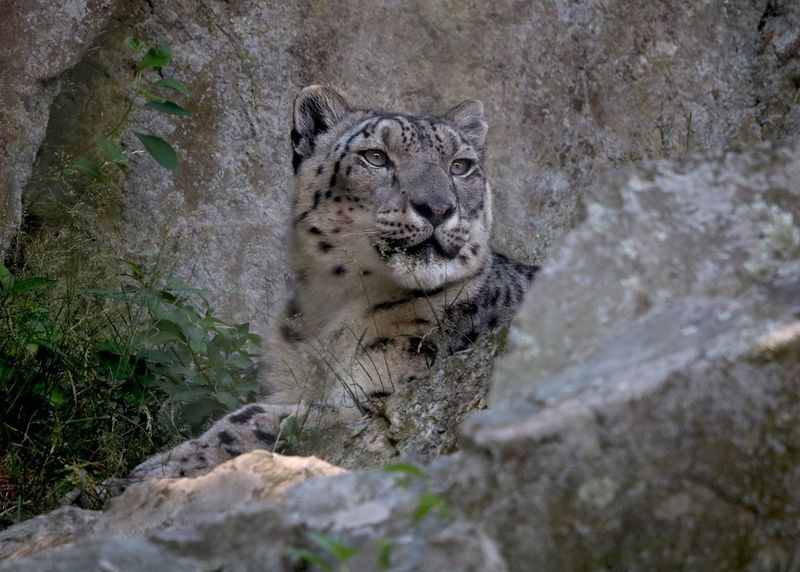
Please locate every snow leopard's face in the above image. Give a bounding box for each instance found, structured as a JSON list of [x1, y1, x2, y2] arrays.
[[291, 86, 491, 291]]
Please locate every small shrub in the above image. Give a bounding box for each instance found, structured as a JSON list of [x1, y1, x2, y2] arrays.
[[0, 259, 261, 527], [72, 37, 193, 178]]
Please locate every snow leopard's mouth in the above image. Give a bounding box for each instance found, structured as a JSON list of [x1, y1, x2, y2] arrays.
[[373, 230, 463, 263], [376, 235, 455, 261], [403, 236, 452, 259]]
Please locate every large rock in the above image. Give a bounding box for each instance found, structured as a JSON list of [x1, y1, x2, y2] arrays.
[[17, 0, 799, 328], [3, 138, 798, 572], [0, 451, 343, 563], [455, 138, 800, 570], [0, 0, 117, 252]]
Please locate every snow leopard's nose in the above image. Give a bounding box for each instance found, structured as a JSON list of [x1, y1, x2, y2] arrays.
[[410, 199, 455, 226]]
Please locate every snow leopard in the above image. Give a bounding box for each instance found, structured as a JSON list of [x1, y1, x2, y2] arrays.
[[128, 85, 537, 479]]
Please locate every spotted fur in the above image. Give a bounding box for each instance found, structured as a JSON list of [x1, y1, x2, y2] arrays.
[[129, 86, 537, 479]]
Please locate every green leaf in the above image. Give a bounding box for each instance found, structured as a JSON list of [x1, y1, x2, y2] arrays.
[[123, 36, 143, 49], [136, 348, 174, 364], [376, 539, 393, 570], [134, 133, 179, 171], [71, 156, 102, 180], [307, 532, 358, 562], [143, 100, 194, 117], [48, 385, 68, 408], [288, 549, 332, 571], [97, 136, 125, 163], [139, 44, 171, 70], [140, 91, 166, 103], [0, 264, 14, 291], [412, 492, 447, 523], [207, 335, 226, 375], [154, 77, 191, 95], [181, 397, 225, 432], [280, 415, 303, 442], [169, 388, 211, 402], [383, 461, 426, 480], [10, 277, 55, 293], [148, 329, 185, 346], [215, 391, 238, 410], [114, 258, 145, 280], [153, 318, 187, 343]]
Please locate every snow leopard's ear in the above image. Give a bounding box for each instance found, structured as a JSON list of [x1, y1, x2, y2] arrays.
[[446, 99, 488, 155], [291, 85, 352, 173]]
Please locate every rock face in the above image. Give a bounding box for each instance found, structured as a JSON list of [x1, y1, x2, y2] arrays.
[[3, 138, 798, 572], [292, 334, 504, 469], [0, 0, 117, 252], [0, 451, 342, 563], [10, 0, 798, 327]]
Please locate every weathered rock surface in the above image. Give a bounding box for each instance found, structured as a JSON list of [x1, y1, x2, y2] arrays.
[[456, 138, 800, 571], [292, 334, 503, 469], [0, 0, 117, 252], [0, 507, 100, 562], [91, 451, 345, 538], [0, 451, 343, 563], [3, 137, 798, 572]]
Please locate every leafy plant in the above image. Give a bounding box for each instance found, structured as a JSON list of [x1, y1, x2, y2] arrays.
[[0, 259, 261, 526], [383, 461, 453, 522], [290, 532, 359, 572], [375, 538, 393, 570], [94, 258, 262, 434], [71, 37, 193, 177], [274, 413, 306, 451]]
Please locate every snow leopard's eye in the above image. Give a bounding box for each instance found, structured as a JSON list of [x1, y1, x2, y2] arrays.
[[450, 158, 474, 176], [361, 149, 389, 167]]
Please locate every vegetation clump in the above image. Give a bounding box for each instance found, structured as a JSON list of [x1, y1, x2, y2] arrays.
[[0, 259, 261, 525], [0, 36, 258, 526]]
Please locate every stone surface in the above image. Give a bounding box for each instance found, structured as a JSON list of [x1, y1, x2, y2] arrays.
[[455, 138, 800, 571], [0, 507, 100, 562], [492, 138, 800, 401], [91, 450, 345, 538], [0, 450, 342, 560], [0, 0, 117, 253], [293, 334, 503, 469]]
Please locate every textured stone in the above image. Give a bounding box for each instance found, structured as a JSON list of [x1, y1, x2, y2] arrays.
[[492, 138, 800, 402], [293, 334, 503, 469], [455, 139, 800, 571], [0, 507, 100, 562], [0, 450, 342, 560], [91, 450, 345, 538], [0, 0, 116, 252]]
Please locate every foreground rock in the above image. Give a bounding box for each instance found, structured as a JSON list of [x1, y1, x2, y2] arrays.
[[292, 334, 503, 469], [0, 452, 343, 563], [3, 139, 798, 571], [456, 138, 800, 570]]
